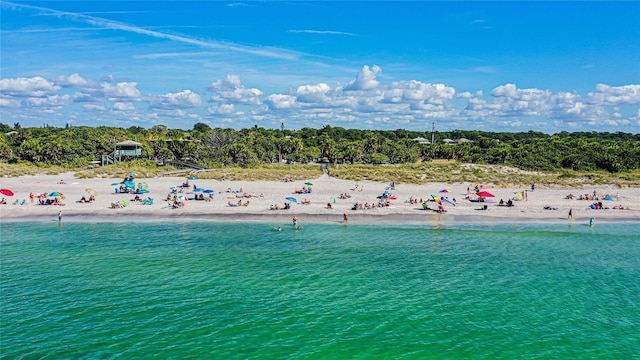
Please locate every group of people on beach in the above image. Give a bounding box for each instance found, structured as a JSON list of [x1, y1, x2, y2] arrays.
[[351, 200, 390, 210], [228, 199, 250, 207], [78, 195, 96, 203], [270, 202, 292, 210], [576, 190, 618, 201], [292, 186, 312, 194]]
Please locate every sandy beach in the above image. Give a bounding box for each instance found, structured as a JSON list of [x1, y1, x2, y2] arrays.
[[1, 173, 639, 224]]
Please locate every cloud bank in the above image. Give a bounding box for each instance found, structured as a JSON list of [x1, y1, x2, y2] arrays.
[[1, 66, 638, 131]]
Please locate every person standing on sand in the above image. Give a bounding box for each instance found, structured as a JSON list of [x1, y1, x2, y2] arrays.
[[568, 208, 573, 219]]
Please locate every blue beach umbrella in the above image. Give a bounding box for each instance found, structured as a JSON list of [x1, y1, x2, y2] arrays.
[[203, 189, 215, 194], [286, 196, 298, 203]]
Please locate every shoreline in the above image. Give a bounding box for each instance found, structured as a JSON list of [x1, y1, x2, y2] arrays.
[[1, 173, 639, 225], [3, 206, 638, 226]]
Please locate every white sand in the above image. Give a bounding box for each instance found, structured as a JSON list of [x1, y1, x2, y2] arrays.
[[1, 173, 639, 224]]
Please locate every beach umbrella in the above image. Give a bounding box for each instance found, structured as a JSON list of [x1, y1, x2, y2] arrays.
[[0, 188, 14, 196], [476, 191, 495, 198], [85, 189, 97, 196], [194, 187, 205, 192], [305, 182, 313, 186], [124, 180, 135, 189], [203, 189, 215, 194], [286, 196, 298, 203], [439, 189, 450, 193], [48, 191, 63, 197], [111, 182, 121, 186], [129, 172, 137, 178]]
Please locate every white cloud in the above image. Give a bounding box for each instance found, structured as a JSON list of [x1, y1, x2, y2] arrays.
[[1, 66, 638, 132], [457, 90, 483, 99], [83, 103, 106, 111], [207, 103, 235, 115], [0, 76, 60, 97], [289, 29, 355, 36], [113, 102, 135, 111], [589, 84, 640, 105], [54, 73, 91, 87], [101, 82, 141, 100], [151, 90, 201, 110], [21, 94, 72, 107], [0, 98, 19, 107], [266, 94, 297, 109], [343, 65, 381, 91], [400, 81, 456, 104], [208, 75, 263, 104], [296, 83, 330, 103]]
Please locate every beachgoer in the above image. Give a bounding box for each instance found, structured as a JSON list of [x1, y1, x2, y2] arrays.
[[343, 213, 348, 224], [293, 215, 298, 226], [568, 208, 573, 219], [589, 217, 594, 227], [58, 211, 62, 222]]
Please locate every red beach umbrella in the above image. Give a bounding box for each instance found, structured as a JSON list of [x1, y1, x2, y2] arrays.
[[476, 191, 495, 198], [0, 188, 14, 196]]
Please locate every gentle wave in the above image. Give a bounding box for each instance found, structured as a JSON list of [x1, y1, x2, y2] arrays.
[[1, 222, 639, 358]]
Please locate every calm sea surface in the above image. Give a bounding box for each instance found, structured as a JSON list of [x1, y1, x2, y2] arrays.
[[1, 221, 639, 359]]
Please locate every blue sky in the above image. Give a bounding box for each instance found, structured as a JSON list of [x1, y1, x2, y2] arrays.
[[1, 1, 639, 132]]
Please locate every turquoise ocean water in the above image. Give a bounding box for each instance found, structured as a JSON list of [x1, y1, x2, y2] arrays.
[[1, 221, 639, 359]]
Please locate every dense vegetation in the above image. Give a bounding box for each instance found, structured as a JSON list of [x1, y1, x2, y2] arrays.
[[1, 122, 639, 173]]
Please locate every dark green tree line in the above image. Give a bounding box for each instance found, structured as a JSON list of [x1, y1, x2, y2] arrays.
[[1, 122, 638, 172]]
